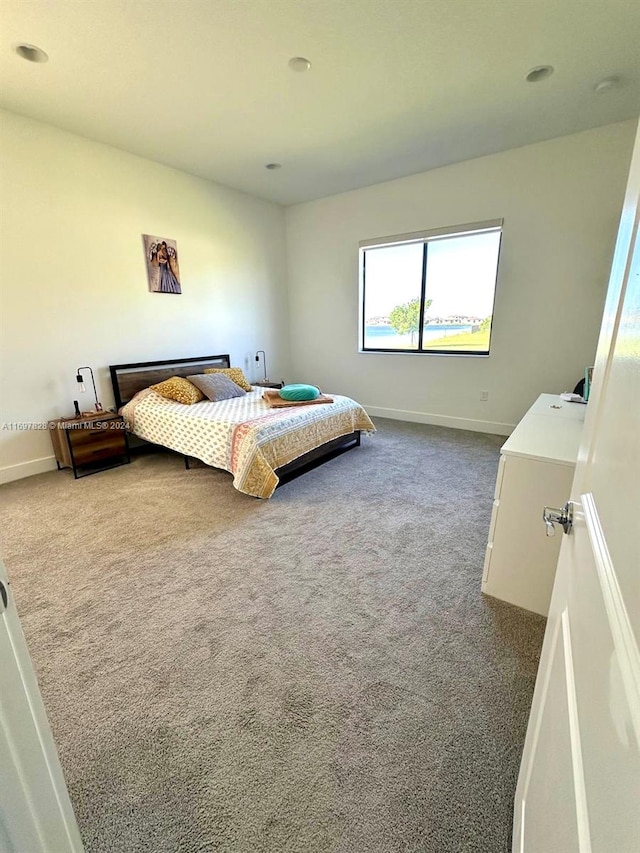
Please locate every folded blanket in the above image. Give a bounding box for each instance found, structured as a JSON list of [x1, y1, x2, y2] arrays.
[[263, 389, 334, 408]]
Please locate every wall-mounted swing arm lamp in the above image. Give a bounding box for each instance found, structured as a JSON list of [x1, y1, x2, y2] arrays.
[[76, 366, 103, 412], [255, 350, 268, 382]]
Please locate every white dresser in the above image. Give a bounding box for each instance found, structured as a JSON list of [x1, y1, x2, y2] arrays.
[[482, 394, 586, 616]]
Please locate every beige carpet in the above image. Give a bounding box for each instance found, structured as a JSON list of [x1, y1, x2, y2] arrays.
[[0, 418, 545, 852]]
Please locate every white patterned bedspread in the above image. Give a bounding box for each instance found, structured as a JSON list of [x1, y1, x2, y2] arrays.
[[121, 387, 375, 498]]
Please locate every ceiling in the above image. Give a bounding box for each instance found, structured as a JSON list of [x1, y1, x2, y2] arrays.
[[1, 0, 639, 205]]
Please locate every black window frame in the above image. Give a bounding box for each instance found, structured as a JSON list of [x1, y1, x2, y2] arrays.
[[359, 219, 503, 356]]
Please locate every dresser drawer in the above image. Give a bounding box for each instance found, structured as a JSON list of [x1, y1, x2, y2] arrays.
[[66, 421, 123, 446], [70, 433, 127, 465]]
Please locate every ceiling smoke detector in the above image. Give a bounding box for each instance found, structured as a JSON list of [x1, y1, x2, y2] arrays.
[[288, 57, 311, 72], [15, 43, 49, 63], [525, 65, 554, 83]]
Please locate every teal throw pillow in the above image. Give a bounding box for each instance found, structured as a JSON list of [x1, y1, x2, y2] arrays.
[[279, 384, 320, 401]]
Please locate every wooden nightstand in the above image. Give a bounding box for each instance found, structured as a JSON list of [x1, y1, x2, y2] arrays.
[[253, 380, 284, 389], [49, 412, 130, 479]]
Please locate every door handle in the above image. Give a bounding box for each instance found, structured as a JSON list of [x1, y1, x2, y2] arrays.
[[542, 501, 573, 537], [0, 580, 7, 613]]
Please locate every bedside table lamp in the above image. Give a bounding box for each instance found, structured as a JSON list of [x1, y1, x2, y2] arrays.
[[255, 350, 269, 383], [76, 366, 103, 412]]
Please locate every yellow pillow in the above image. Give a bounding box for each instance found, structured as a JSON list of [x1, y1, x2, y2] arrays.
[[203, 366, 252, 392], [150, 376, 204, 405]]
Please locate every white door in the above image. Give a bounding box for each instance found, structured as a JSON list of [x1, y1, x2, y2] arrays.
[[513, 122, 640, 852], [0, 558, 84, 852]]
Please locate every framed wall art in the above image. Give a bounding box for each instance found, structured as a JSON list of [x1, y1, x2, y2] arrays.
[[142, 235, 181, 294]]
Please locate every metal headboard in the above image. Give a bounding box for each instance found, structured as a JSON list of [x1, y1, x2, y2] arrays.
[[109, 354, 231, 410]]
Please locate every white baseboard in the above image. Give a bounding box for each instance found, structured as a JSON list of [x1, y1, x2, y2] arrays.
[[0, 455, 58, 485], [364, 405, 515, 436]]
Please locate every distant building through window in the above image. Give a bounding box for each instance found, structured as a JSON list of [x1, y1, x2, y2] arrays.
[[359, 220, 502, 355]]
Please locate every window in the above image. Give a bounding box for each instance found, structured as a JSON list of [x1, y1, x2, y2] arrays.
[[360, 220, 502, 355]]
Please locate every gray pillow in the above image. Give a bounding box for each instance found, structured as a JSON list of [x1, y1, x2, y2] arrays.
[[187, 373, 247, 402]]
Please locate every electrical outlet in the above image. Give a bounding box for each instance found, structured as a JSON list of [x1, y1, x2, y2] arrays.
[[480, 390, 489, 401]]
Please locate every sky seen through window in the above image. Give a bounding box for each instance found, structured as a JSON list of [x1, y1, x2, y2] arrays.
[[364, 231, 501, 321]]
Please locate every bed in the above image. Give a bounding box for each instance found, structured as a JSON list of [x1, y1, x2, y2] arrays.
[[109, 354, 375, 498]]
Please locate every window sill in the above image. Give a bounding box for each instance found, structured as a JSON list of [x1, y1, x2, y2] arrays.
[[358, 349, 491, 358]]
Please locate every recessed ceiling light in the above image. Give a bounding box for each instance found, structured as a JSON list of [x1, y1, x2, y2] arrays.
[[15, 43, 48, 63], [525, 65, 554, 83], [265, 163, 282, 170], [288, 57, 311, 72], [594, 77, 619, 94]]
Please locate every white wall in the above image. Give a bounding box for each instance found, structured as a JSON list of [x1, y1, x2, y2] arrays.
[[0, 109, 290, 483], [285, 121, 636, 434]]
